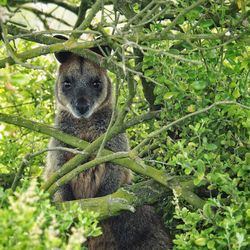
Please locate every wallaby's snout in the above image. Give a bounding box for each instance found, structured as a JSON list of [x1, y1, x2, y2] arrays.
[[75, 97, 90, 117]]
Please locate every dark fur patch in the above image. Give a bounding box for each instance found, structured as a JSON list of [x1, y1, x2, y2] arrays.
[[79, 56, 85, 75]]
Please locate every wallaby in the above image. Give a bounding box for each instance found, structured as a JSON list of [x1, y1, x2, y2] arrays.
[[43, 38, 172, 249]]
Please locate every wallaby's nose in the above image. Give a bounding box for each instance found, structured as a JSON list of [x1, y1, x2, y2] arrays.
[[76, 98, 90, 115]]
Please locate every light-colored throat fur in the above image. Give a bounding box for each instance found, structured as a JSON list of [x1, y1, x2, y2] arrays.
[[56, 104, 113, 142]]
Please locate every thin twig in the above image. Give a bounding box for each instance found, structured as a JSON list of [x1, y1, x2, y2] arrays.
[[122, 0, 156, 30], [129, 42, 202, 64], [96, 91, 117, 157], [72, 0, 105, 39], [0, 18, 43, 69], [132, 4, 166, 28], [22, 6, 73, 27], [8, 28, 101, 41], [74, 0, 91, 29], [0, 101, 35, 110], [164, 0, 207, 33], [132, 101, 250, 152], [123, 111, 160, 130]]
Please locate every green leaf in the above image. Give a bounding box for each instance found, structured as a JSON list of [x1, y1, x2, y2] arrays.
[[203, 204, 214, 219], [200, 19, 214, 28], [232, 88, 241, 99], [195, 237, 206, 246], [184, 167, 192, 175], [197, 159, 205, 173], [191, 81, 207, 90], [245, 153, 250, 164], [163, 92, 175, 100], [205, 143, 218, 151], [11, 74, 27, 85], [207, 240, 215, 249], [144, 69, 155, 77], [186, 8, 202, 20], [246, 209, 250, 217]]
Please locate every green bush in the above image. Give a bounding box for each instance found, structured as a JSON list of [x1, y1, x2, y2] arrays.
[[0, 179, 101, 250]]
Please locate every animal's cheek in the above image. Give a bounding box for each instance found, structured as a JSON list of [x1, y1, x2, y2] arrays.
[[56, 87, 73, 108]]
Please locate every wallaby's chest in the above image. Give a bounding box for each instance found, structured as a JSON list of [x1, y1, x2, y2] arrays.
[[55, 110, 112, 199], [57, 111, 111, 142]]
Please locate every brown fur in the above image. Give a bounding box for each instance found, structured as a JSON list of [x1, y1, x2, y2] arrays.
[[71, 164, 105, 199], [44, 51, 172, 249]]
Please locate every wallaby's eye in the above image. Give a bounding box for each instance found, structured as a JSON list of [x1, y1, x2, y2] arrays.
[[63, 81, 72, 89], [93, 81, 101, 88]]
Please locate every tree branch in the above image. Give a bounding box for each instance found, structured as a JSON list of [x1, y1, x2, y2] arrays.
[[74, 0, 93, 29], [0, 112, 201, 208], [58, 177, 204, 220], [1, 101, 248, 208], [7, 0, 79, 14], [58, 180, 171, 219], [47, 152, 129, 195], [6, 26, 101, 44], [22, 6, 73, 28], [3, 25, 63, 45], [72, 0, 104, 39], [0, 29, 232, 69], [0, 40, 104, 69]]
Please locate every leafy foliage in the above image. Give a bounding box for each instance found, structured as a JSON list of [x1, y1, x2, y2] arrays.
[[0, 41, 55, 175], [0, 0, 249, 249], [0, 179, 101, 250], [131, 3, 250, 249]]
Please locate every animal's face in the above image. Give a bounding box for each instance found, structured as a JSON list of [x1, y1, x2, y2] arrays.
[[55, 54, 111, 119]]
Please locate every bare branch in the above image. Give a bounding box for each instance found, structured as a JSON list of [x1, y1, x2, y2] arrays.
[[57, 179, 203, 220], [22, 6, 73, 28], [7, 0, 79, 14], [0, 18, 42, 69], [74, 0, 93, 29], [72, 0, 104, 39]]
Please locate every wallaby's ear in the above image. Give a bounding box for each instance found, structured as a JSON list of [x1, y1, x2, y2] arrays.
[[54, 35, 73, 63], [90, 45, 112, 57]]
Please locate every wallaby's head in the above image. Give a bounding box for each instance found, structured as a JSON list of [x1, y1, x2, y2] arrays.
[[54, 41, 112, 119]]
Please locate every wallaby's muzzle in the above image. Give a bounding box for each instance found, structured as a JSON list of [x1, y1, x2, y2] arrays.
[[75, 97, 90, 116]]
